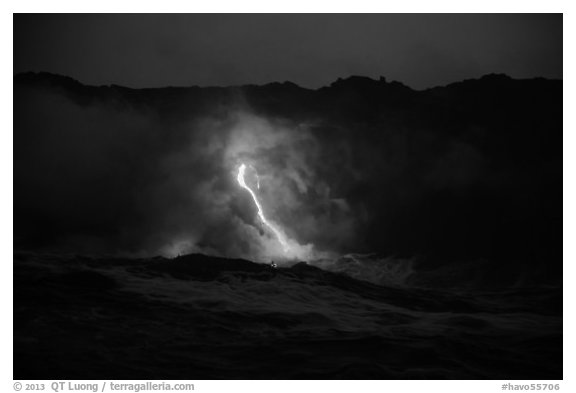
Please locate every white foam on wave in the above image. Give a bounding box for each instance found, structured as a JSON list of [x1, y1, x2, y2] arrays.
[[309, 253, 415, 287]]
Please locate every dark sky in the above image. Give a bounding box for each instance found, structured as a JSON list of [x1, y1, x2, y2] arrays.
[[14, 13, 562, 89]]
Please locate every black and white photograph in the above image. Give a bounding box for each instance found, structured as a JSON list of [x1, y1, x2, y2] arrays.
[[10, 9, 567, 387]]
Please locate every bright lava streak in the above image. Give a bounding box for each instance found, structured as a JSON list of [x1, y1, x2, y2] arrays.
[[237, 163, 289, 253]]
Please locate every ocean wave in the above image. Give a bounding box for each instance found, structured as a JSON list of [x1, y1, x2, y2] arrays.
[[310, 253, 415, 287]]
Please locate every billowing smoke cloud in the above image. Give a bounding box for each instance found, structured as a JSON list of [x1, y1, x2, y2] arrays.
[[14, 75, 562, 283], [14, 87, 356, 262]]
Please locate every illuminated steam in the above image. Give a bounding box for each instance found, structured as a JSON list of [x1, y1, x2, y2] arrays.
[[237, 163, 290, 254]]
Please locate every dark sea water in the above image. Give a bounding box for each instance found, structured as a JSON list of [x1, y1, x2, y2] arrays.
[[13, 252, 562, 379]]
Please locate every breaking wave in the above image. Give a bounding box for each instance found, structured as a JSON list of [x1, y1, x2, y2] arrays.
[[310, 253, 415, 287]]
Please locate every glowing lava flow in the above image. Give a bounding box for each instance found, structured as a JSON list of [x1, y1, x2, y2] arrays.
[[237, 163, 289, 253]]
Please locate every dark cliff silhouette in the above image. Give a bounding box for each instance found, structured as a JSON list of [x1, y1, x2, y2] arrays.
[[14, 72, 562, 285]]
